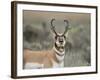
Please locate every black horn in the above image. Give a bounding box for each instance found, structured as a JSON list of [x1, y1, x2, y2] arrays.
[[63, 20, 69, 35], [51, 18, 57, 35]]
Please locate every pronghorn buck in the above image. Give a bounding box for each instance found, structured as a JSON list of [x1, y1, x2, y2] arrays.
[[23, 19, 70, 69]]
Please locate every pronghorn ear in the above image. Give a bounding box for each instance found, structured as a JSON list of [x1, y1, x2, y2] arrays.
[[51, 30, 56, 36], [51, 29, 58, 38], [55, 35, 58, 40], [52, 34, 58, 40], [64, 31, 69, 38], [64, 35, 66, 39]]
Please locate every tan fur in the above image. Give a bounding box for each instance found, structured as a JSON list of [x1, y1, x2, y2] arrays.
[[23, 49, 59, 68]]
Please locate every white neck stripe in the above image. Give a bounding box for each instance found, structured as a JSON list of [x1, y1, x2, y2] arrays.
[[53, 47, 65, 62], [53, 47, 65, 56]]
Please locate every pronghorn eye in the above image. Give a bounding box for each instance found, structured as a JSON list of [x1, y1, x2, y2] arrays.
[[55, 36, 58, 40]]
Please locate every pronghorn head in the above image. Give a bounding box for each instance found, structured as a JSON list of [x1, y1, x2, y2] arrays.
[[51, 19, 69, 52]]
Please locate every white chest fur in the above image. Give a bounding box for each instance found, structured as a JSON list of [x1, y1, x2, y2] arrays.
[[52, 54, 64, 68], [24, 63, 44, 69], [52, 60, 64, 68], [53, 47, 65, 68], [52, 47, 65, 68]]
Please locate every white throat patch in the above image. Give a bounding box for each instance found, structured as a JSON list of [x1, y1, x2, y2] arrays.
[[53, 47, 65, 56], [53, 47, 65, 62]]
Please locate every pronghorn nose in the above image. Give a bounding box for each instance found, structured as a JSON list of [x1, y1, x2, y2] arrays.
[[60, 40, 63, 42], [59, 39, 63, 43]]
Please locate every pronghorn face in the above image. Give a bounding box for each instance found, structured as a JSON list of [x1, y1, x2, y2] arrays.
[[51, 19, 69, 52], [55, 34, 66, 52]]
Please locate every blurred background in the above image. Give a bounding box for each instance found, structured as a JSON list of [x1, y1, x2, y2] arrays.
[[23, 10, 91, 67]]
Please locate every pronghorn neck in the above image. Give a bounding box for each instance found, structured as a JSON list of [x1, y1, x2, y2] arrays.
[[53, 46, 65, 63]]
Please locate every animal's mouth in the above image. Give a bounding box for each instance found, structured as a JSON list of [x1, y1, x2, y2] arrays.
[[57, 46, 64, 52], [59, 46, 64, 49], [55, 43, 65, 52], [59, 46, 64, 52]]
